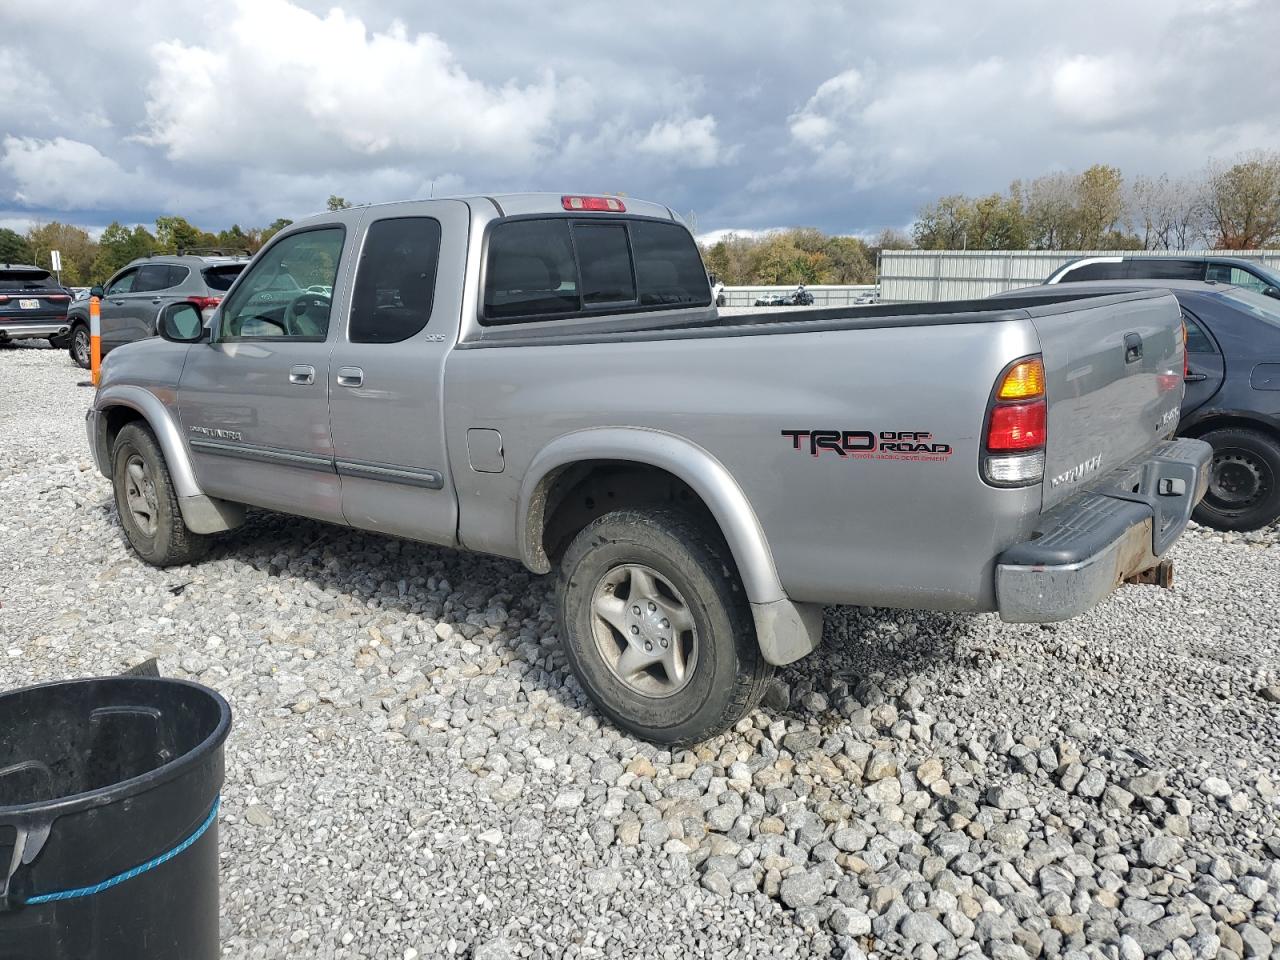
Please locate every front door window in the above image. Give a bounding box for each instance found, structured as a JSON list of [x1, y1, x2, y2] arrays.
[[219, 228, 345, 340]]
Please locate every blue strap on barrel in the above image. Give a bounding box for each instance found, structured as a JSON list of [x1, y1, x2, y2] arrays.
[[23, 796, 220, 905]]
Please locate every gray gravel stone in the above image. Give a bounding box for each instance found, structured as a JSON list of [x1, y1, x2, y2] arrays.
[[3, 346, 1277, 959]]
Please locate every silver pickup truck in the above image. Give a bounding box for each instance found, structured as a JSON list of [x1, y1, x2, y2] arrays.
[[87, 193, 1211, 744]]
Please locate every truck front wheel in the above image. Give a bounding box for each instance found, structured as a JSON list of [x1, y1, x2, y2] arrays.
[[112, 422, 209, 567], [557, 508, 773, 745]]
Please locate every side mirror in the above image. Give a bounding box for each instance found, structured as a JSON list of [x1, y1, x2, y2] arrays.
[[1264, 286, 1280, 300], [157, 302, 208, 343], [89, 285, 104, 299]]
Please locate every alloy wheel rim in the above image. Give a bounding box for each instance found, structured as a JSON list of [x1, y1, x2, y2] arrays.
[[123, 454, 159, 537], [590, 563, 699, 699], [74, 331, 89, 364]]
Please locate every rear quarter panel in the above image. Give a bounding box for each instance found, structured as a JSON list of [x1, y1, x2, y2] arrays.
[[445, 318, 1042, 612]]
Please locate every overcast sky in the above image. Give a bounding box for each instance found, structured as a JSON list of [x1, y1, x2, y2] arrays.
[[2, 0, 1278, 239]]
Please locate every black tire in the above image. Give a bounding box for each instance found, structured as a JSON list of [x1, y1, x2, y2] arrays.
[[557, 508, 773, 745], [112, 422, 209, 566], [1192, 427, 1280, 532], [69, 323, 91, 369]]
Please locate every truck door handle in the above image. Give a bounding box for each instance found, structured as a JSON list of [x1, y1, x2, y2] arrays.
[[1184, 373, 1207, 382], [288, 364, 315, 385], [336, 366, 364, 388], [151, 297, 163, 304], [1123, 333, 1143, 364]]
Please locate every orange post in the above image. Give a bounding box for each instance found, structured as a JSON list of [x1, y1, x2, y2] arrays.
[[89, 295, 102, 386]]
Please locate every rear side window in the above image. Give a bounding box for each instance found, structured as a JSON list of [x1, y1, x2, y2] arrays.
[[167, 265, 191, 287], [1060, 261, 1128, 281], [1128, 260, 1202, 281], [1181, 311, 1217, 354], [483, 216, 709, 324], [133, 264, 174, 292], [350, 217, 442, 343], [0, 269, 54, 289], [630, 220, 711, 307], [201, 265, 244, 291]]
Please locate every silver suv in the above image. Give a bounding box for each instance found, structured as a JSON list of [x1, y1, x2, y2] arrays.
[[66, 253, 248, 368]]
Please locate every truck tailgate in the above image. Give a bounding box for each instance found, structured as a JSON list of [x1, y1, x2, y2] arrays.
[[1028, 291, 1184, 511]]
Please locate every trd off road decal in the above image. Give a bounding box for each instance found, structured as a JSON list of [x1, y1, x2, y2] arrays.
[[782, 429, 954, 462]]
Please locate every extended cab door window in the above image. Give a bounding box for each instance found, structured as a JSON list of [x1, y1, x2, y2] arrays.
[[484, 219, 579, 320], [482, 216, 710, 324], [218, 228, 345, 340], [349, 218, 442, 343], [630, 220, 713, 306]]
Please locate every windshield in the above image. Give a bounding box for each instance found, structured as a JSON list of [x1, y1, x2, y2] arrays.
[[1218, 288, 1280, 330]]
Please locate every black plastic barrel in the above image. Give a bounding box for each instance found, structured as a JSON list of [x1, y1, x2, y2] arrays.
[[0, 677, 231, 960]]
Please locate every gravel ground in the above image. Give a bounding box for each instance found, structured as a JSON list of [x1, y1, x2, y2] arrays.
[[2, 341, 1278, 960]]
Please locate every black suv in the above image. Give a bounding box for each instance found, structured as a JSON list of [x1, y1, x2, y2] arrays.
[[0, 264, 72, 347], [66, 253, 248, 368], [1047, 255, 1280, 299]]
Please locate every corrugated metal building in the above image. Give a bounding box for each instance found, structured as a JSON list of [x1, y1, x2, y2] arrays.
[[878, 249, 1280, 303]]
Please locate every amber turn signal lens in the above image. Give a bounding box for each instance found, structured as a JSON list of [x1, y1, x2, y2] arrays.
[[997, 358, 1046, 400]]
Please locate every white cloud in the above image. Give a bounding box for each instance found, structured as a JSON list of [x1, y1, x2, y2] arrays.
[[636, 116, 731, 169], [138, 0, 563, 172], [1049, 55, 1156, 127], [0, 137, 149, 209]]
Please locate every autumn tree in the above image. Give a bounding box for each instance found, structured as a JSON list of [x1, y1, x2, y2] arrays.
[[25, 222, 97, 285], [1203, 153, 1280, 248]]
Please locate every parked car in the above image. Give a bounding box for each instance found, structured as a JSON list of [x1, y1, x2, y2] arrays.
[[87, 192, 1208, 745], [753, 292, 790, 306], [1046, 255, 1280, 300], [0, 264, 72, 347], [998, 279, 1280, 531], [65, 254, 248, 368]]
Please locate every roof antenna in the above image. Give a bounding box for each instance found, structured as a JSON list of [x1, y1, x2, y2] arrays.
[[429, 179, 435, 199]]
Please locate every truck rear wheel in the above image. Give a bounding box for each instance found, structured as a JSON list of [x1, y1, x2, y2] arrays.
[[557, 508, 773, 745], [1193, 427, 1280, 532], [112, 422, 209, 567]]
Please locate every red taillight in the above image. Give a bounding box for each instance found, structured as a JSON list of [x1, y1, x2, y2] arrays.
[[1181, 318, 1189, 379], [188, 296, 221, 310], [561, 195, 626, 212], [0, 295, 8, 304], [984, 355, 1047, 486], [47, 294, 69, 302], [987, 401, 1047, 451]]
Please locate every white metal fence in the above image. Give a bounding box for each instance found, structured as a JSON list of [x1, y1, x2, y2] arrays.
[[878, 249, 1280, 303], [721, 284, 879, 308]]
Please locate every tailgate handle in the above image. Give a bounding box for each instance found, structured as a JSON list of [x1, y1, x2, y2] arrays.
[[1124, 333, 1143, 364]]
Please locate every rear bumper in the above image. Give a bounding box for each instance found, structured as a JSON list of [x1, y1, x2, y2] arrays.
[[996, 437, 1212, 622], [0, 320, 71, 340]]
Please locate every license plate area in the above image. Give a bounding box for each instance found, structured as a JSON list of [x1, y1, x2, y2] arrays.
[[18, 299, 39, 310]]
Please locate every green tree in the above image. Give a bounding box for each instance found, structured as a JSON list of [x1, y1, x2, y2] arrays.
[[261, 218, 294, 245], [91, 222, 159, 281], [912, 195, 977, 249], [326, 195, 352, 211], [0, 228, 32, 264]]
